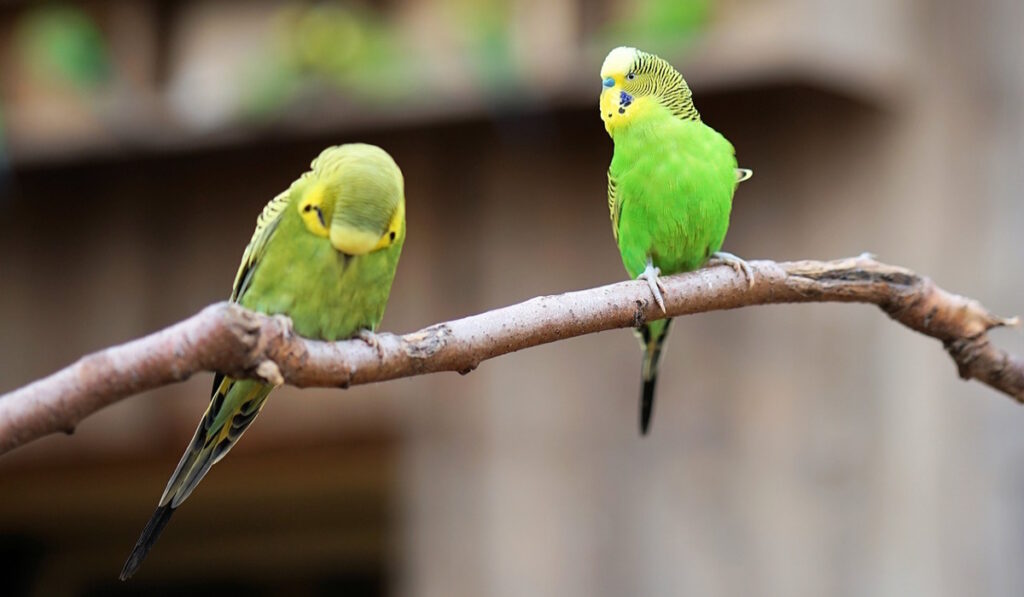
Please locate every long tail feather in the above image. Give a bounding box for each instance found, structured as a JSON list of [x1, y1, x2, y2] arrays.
[[120, 377, 272, 579], [637, 318, 672, 435], [640, 376, 658, 435], [119, 504, 175, 580]]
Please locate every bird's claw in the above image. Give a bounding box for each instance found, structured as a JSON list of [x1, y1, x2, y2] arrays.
[[357, 329, 385, 360], [272, 314, 295, 339], [637, 263, 666, 313], [709, 251, 755, 289]]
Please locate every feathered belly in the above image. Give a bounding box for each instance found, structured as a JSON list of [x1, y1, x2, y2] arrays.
[[615, 146, 735, 277], [241, 238, 399, 341]]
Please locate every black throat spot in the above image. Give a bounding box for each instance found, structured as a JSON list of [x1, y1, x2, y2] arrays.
[[618, 90, 633, 115]]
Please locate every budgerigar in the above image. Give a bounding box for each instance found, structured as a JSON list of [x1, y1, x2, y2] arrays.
[[120, 143, 406, 579], [600, 47, 752, 435]]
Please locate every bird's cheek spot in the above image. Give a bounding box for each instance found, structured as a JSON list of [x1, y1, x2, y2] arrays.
[[616, 90, 633, 116], [389, 231, 396, 241]]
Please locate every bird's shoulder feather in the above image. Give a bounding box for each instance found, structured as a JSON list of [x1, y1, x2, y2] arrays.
[[230, 188, 291, 302], [607, 168, 624, 242]]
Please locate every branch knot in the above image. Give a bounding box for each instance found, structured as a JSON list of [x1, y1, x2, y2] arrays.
[[403, 324, 453, 360]]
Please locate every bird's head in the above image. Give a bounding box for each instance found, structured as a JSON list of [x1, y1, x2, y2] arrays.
[[599, 46, 699, 136], [296, 143, 405, 255]]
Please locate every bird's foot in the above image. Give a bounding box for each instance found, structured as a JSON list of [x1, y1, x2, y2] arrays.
[[708, 251, 755, 289], [272, 314, 295, 339], [357, 329, 385, 360], [637, 262, 667, 312]]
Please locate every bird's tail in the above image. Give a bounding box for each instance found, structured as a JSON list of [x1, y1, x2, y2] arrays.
[[119, 504, 175, 580], [119, 376, 272, 580], [636, 318, 672, 435]]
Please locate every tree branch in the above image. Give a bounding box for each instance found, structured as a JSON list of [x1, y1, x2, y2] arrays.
[[1, 256, 1020, 455]]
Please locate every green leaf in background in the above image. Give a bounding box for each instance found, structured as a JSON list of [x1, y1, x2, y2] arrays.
[[242, 1, 413, 117], [444, 0, 517, 92], [14, 4, 111, 90], [604, 0, 711, 52]]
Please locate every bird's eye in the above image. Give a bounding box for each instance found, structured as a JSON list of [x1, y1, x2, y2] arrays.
[[626, 73, 636, 80]]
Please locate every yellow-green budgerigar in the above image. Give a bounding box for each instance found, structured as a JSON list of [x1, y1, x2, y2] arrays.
[[600, 47, 753, 434], [120, 143, 406, 580]]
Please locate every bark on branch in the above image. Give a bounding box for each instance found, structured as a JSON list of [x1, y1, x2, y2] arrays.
[[1, 256, 1020, 455]]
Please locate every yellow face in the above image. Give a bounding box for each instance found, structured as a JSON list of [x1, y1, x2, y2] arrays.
[[599, 46, 645, 135], [297, 180, 331, 238], [600, 46, 698, 135]]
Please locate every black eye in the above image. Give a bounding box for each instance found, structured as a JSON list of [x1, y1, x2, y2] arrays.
[[303, 204, 312, 212], [626, 73, 636, 80]]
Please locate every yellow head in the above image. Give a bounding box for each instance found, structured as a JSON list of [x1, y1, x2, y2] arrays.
[[295, 143, 405, 255], [599, 46, 699, 136]]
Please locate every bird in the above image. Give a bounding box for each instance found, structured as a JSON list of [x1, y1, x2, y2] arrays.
[[600, 46, 753, 435], [119, 143, 406, 580]]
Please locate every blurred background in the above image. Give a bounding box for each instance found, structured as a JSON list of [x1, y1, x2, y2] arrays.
[[0, 0, 1023, 595]]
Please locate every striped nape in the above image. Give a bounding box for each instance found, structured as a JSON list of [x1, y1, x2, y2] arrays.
[[231, 189, 289, 302], [632, 51, 700, 121]]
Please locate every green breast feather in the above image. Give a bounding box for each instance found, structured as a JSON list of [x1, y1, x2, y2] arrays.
[[242, 198, 404, 341], [610, 115, 738, 279]]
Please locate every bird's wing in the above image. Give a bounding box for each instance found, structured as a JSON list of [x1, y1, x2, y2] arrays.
[[169, 186, 292, 500], [121, 189, 291, 579], [230, 189, 291, 302], [161, 185, 292, 505], [160, 377, 272, 508], [608, 168, 623, 242]]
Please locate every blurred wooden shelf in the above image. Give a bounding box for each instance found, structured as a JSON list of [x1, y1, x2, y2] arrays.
[[3, 8, 907, 169]]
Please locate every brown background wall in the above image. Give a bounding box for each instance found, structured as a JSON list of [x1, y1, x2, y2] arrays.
[[1, 0, 1023, 595]]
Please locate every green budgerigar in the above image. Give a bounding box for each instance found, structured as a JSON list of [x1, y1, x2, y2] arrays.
[[120, 143, 406, 580], [600, 47, 752, 434]]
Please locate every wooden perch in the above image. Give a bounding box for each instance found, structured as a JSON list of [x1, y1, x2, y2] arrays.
[[0, 256, 1020, 455]]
